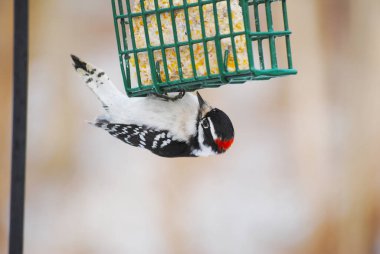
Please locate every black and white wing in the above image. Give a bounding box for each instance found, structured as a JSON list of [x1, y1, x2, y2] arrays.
[[94, 122, 194, 158]]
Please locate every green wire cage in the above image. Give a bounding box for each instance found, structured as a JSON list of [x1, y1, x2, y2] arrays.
[[111, 0, 297, 97]]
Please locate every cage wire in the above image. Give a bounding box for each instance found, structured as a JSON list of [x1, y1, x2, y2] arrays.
[[112, 0, 297, 97]]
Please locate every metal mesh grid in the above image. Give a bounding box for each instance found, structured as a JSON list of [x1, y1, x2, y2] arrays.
[[112, 0, 297, 97]]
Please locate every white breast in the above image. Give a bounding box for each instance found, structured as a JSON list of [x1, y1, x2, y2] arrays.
[[106, 93, 199, 142]]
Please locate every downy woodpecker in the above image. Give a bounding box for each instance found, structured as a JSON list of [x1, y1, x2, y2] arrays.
[[71, 55, 234, 157]]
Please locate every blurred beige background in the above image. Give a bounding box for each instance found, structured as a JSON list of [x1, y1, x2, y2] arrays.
[[1, 0, 380, 253]]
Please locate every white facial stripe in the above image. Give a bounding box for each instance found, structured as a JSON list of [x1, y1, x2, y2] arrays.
[[192, 123, 217, 157], [208, 117, 217, 140], [198, 125, 205, 145]]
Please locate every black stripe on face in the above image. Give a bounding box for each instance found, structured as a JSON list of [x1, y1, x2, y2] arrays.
[[200, 118, 219, 152]]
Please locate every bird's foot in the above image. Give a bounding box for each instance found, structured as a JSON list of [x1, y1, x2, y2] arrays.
[[153, 90, 186, 101]]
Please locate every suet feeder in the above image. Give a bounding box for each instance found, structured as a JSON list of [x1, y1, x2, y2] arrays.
[[111, 0, 297, 97]]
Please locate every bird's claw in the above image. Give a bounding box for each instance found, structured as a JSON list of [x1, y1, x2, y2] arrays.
[[153, 90, 186, 101]]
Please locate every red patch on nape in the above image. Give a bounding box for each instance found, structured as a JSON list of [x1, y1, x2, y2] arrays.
[[215, 138, 234, 152]]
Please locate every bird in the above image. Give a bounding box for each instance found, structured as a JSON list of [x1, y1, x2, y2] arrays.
[[71, 55, 234, 157]]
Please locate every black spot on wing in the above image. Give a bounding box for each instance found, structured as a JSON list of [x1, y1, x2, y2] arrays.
[[95, 123, 194, 157]]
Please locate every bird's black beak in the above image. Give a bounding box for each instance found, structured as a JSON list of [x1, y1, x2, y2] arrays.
[[196, 92, 206, 108], [196, 92, 212, 118]]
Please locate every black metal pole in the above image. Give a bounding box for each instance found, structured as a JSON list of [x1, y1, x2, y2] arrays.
[[9, 0, 28, 253]]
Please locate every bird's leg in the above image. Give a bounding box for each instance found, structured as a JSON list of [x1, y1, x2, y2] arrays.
[[153, 90, 186, 101]]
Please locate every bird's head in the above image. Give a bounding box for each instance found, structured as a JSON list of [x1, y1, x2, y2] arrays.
[[195, 92, 234, 156]]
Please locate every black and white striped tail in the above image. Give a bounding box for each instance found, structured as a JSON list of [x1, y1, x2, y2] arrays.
[[71, 54, 123, 109], [71, 54, 105, 82]]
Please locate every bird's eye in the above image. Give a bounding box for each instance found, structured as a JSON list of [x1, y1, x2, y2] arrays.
[[201, 119, 209, 129]]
